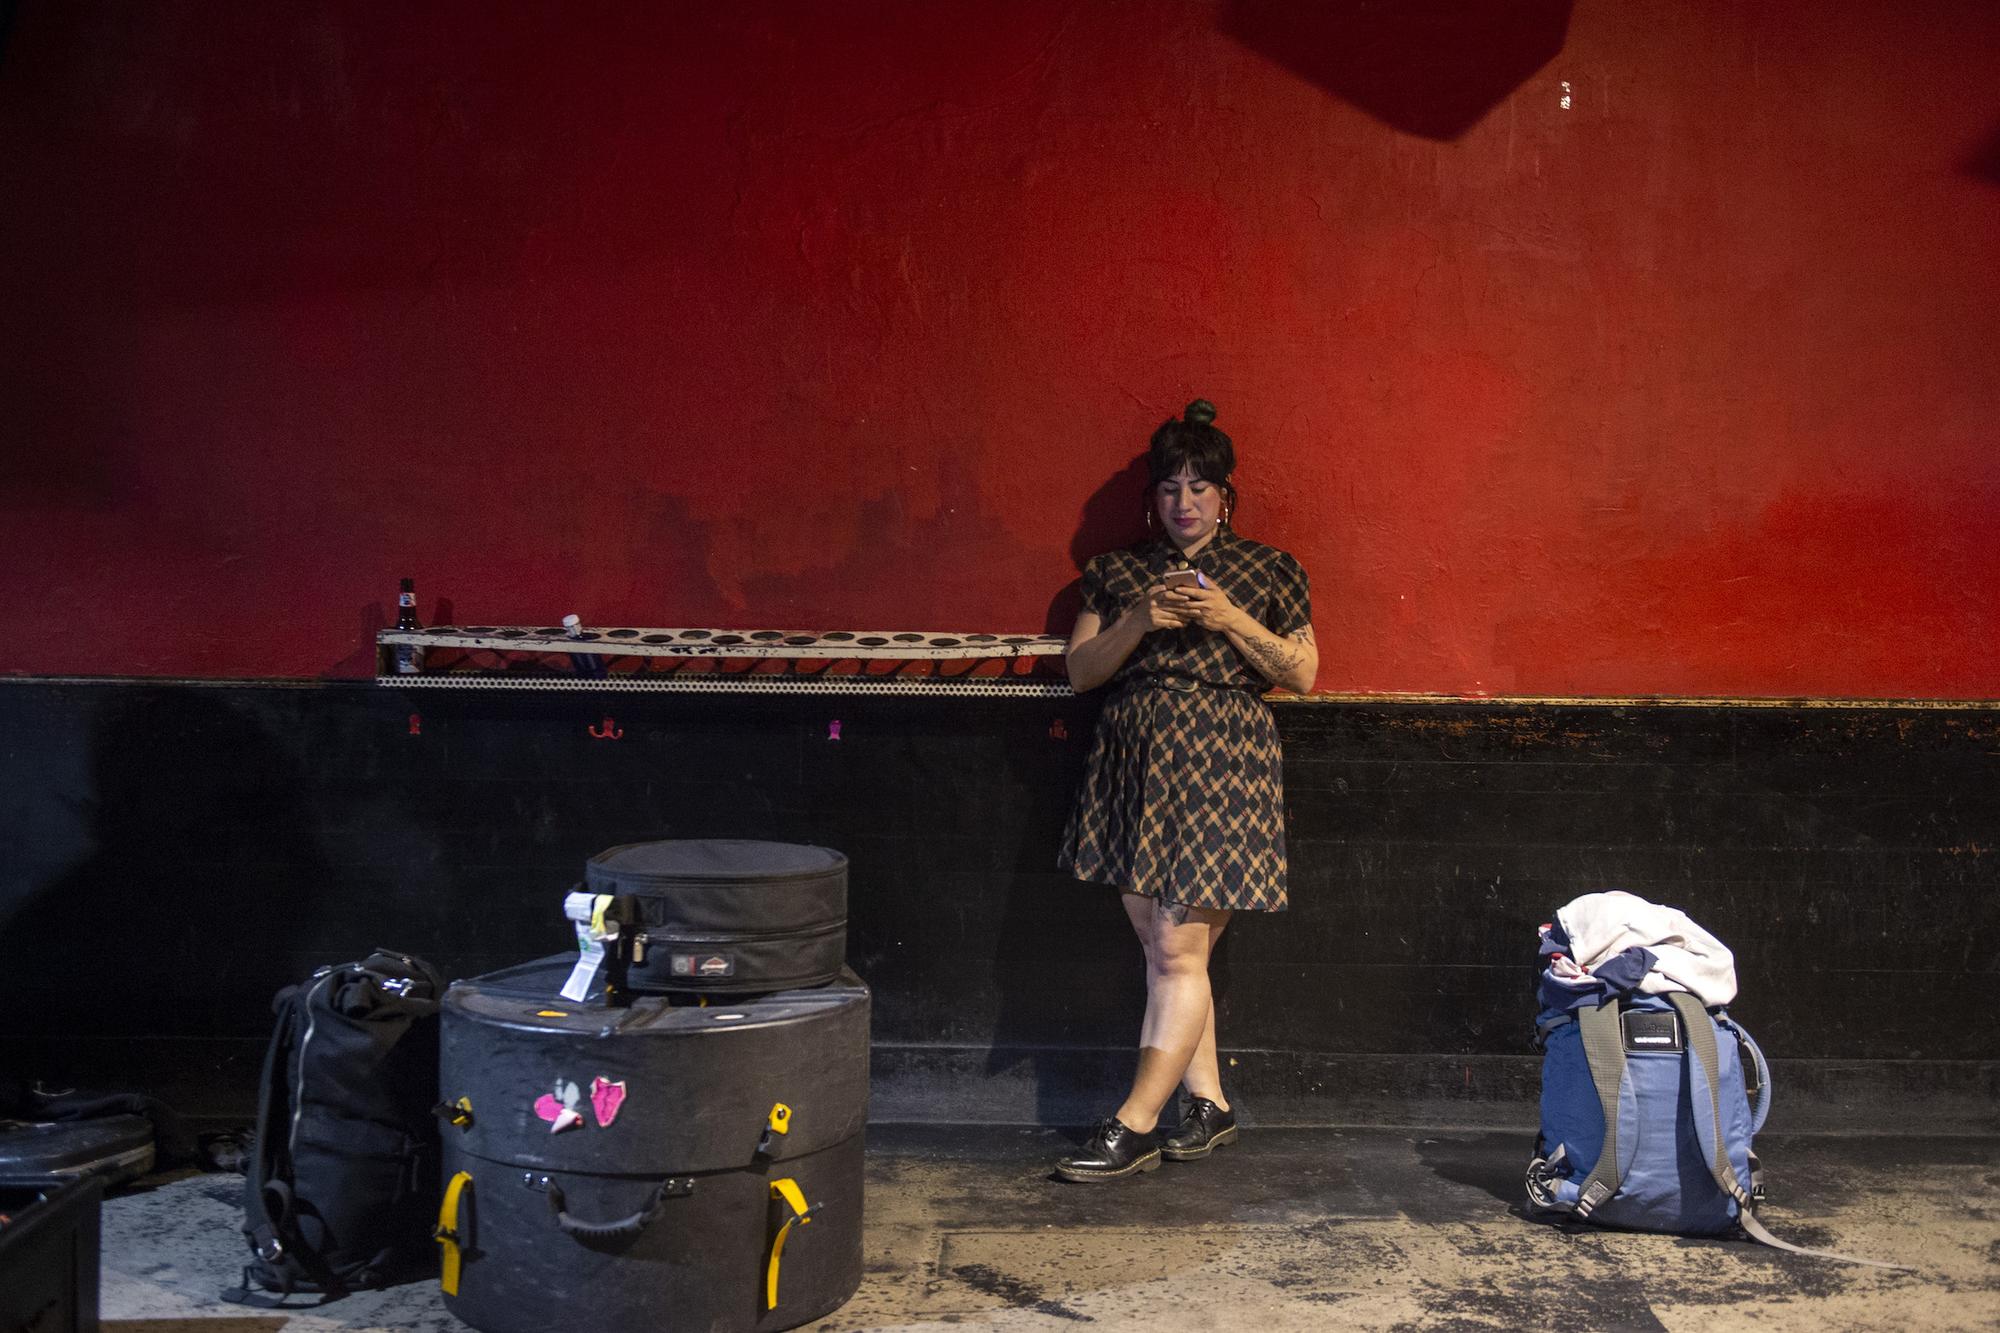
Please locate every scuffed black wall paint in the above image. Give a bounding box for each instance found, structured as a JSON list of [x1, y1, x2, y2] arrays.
[[1, 682, 1994, 1125]]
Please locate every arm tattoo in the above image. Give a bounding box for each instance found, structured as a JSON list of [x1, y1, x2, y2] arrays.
[[1242, 630, 1306, 678]]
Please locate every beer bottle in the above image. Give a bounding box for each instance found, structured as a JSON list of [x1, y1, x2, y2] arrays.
[[393, 577, 425, 674], [563, 613, 608, 679]]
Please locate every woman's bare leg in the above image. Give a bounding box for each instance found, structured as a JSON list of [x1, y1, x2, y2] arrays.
[[1113, 893, 1231, 1133], [1179, 915, 1231, 1109], [1179, 994, 1231, 1110]]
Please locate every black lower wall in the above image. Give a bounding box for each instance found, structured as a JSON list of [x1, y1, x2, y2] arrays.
[[1, 681, 1994, 1131]]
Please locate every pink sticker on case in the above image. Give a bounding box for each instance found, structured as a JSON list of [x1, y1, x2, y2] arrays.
[[535, 1079, 584, 1131], [591, 1077, 627, 1128]]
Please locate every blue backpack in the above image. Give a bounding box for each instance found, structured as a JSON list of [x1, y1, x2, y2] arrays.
[[1528, 932, 1902, 1268], [1528, 990, 1768, 1235]]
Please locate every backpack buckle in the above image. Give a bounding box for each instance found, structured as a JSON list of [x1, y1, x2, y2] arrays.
[[1524, 1145, 1567, 1211]]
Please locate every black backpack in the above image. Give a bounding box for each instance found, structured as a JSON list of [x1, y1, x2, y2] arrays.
[[222, 949, 444, 1306]]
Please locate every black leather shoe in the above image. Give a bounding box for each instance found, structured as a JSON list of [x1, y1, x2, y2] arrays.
[[1161, 1097, 1238, 1160], [1053, 1117, 1163, 1181]]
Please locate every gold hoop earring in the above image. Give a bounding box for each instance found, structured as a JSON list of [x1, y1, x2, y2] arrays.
[[1145, 506, 1157, 531]]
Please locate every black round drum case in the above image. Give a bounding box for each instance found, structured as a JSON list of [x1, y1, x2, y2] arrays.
[[587, 840, 847, 996], [436, 956, 869, 1333]]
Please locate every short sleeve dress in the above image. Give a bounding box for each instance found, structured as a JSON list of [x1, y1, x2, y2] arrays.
[[1058, 526, 1312, 912]]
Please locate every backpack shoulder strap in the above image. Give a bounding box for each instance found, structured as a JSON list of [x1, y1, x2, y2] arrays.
[[1667, 992, 1750, 1207], [223, 984, 303, 1304], [222, 974, 353, 1305], [1570, 999, 1628, 1219], [242, 985, 304, 1256], [1664, 992, 1910, 1271]]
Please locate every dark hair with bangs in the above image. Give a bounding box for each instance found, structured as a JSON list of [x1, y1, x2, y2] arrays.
[[1148, 398, 1236, 508]]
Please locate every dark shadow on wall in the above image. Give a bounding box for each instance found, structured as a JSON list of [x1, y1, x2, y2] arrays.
[[1221, 0, 1573, 141], [982, 868, 1147, 1129], [1013, 449, 1159, 1123], [325, 601, 389, 678], [975, 690, 1127, 1128], [0, 690, 330, 1048], [1966, 121, 2000, 185], [980, 870, 1247, 1130], [1046, 451, 1151, 636]]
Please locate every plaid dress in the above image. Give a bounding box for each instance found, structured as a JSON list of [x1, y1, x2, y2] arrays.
[[1059, 527, 1311, 912]]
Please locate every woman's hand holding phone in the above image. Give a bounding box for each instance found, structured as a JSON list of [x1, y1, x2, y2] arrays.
[[1129, 581, 1192, 632], [1164, 574, 1243, 632]]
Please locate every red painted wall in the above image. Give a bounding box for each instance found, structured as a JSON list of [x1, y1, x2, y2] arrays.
[[3, 1, 1996, 696]]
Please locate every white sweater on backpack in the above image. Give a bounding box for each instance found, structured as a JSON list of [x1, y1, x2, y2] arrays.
[[1553, 890, 1738, 1006]]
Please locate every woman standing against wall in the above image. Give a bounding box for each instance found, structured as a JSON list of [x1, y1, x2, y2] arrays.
[[1054, 399, 1316, 1182]]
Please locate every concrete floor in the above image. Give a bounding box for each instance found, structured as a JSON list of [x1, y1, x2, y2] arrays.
[[97, 1125, 1998, 1332]]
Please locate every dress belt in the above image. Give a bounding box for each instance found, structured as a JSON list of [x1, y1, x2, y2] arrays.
[[1127, 674, 1262, 695]]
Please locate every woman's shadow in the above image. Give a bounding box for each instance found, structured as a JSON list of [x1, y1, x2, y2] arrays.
[[1042, 452, 1152, 636], [988, 451, 1191, 1131]]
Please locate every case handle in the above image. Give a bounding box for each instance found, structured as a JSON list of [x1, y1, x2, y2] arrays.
[[544, 1177, 692, 1241], [434, 1171, 474, 1294], [765, 1177, 821, 1310]]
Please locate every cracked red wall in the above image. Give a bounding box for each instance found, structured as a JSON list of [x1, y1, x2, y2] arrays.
[[1, 1, 1995, 695]]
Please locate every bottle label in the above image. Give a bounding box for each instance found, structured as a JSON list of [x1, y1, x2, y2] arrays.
[[399, 592, 416, 607]]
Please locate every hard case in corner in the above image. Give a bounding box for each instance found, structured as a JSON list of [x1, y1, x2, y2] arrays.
[[0, 1115, 155, 1187], [0, 1173, 104, 1333], [437, 955, 869, 1333], [585, 839, 847, 995]]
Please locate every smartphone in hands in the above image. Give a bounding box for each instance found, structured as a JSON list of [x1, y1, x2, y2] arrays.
[[1161, 569, 1206, 591]]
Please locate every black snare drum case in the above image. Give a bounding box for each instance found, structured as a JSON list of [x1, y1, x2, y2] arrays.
[[437, 956, 869, 1333], [586, 840, 847, 995]]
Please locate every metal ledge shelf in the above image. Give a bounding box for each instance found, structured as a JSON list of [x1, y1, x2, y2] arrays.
[[375, 625, 1073, 695], [374, 673, 1072, 696]]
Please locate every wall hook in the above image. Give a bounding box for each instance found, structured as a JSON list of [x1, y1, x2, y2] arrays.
[[588, 717, 624, 740]]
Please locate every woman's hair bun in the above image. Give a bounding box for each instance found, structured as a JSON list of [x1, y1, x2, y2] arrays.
[[1183, 398, 1217, 426]]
